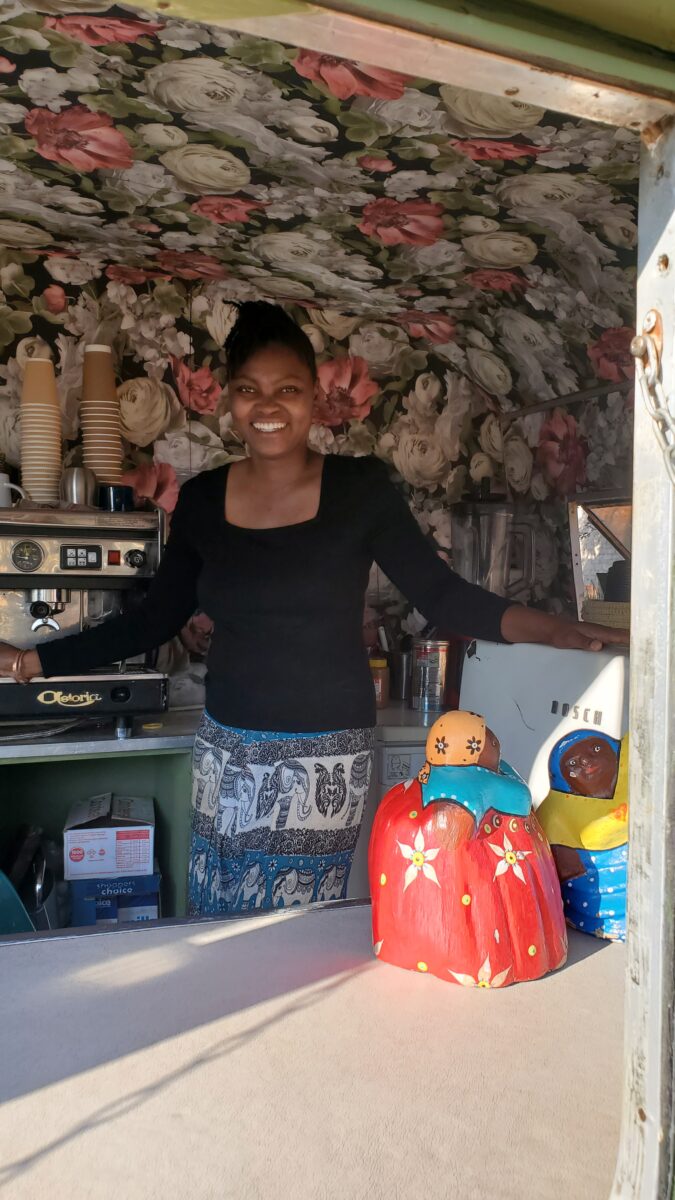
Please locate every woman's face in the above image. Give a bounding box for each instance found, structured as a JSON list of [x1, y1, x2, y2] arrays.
[[559, 737, 619, 798], [228, 343, 316, 461]]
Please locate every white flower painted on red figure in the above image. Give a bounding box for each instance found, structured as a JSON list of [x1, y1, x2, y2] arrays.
[[449, 955, 511, 988], [398, 829, 441, 890], [488, 833, 531, 883]]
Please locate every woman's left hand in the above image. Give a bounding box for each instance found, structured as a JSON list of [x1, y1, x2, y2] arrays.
[[501, 605, 629, 652]]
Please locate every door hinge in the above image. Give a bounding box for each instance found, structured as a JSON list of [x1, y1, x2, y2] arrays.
[[631, 310, 675, 486]]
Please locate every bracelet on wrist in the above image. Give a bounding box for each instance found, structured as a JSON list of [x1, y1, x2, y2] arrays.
[[10, 649, 31, 684]]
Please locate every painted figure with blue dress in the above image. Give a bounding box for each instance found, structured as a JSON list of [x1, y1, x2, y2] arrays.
[[537, 730, 629, 942]]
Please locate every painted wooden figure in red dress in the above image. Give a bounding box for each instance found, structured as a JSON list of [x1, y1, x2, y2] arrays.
[[369, 711, 567, 988]]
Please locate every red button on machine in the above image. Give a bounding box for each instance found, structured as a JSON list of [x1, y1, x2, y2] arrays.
[[107, 550, 121, 565]]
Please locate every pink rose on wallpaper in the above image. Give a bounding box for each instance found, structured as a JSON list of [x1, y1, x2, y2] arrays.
[[358, 198, 444, 247], [0, 57, 15, 73], [42, 285, 67, 314], [465, 269, 527, 293], [293, 50, 409, 100], [155, 250, 228, 281], [122, 463, 179, 515], [105, 265, 166, 284], [25, 106, 133, 171], [171, 357, 222, 415], [536, 411, 588, 496], [396, 311, 457, 343], [191, 196, 265, 223], [449, 139, 546, 161], [587, 327, 634, 383], [315, 357, 379, 427], [43, 16, 163, 44], [357, 155, 396, 173]]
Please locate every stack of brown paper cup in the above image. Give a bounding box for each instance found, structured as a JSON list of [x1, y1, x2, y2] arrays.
[[20, 357, 62, 504], [81, 344, 123, 484]]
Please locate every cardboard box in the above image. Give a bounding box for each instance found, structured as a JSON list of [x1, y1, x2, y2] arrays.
[[70, 864, 161, 926], [64, 794, 155, 880]]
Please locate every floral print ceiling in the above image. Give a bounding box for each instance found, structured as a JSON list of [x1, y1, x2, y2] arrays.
[[0, 1, 637, 663]]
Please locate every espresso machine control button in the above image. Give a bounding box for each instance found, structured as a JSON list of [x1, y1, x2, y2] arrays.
[[125, 550, 146, 569]]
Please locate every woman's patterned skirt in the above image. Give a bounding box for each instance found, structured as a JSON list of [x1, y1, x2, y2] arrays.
[[187, 711, 375, 916]]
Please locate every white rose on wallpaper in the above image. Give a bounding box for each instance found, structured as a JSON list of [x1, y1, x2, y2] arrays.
[[466, 347, 513, 396], [15, 336, 52, 371], [157, 19, 213, 50], [458, 216, 500, 234], [251, 230, 324, 268], [241, 271, 314, 301], [274, 100, 338, 145], [206, 299, 238, 348], [393, 432, 447, 488], [118, 379, 185, 448], [530, 472, 551, 502], [45, 257, 102, 285], [0, 101, 28, 129], [308, 424, 336, 455], [478, 413, 504, 462], [18, 67, 99, 112], [154, 423, 227, 479], [0, 403, 20, 467], [439, 87, 544, 137], [466, 329, 492, 351], [160, 145, 250, 194], [349, 323, 410, 378], [503, 435, 533, 493], [391, 239, 464, 282], [462, 232, 538, 268], [598, 213, 637, 249], [415, 372, 442, 405], [0, 220, 51, 249], [300, 323, 325, 354], [354, 90, 445, 137], [308, 310, 359, 341], [496, 173, 602, 213], [145, 58, 249, 113], [469, 452, 495, 484], [137, 125, 188, 152]]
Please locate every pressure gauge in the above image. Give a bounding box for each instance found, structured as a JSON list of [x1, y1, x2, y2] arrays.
[[11, 540, 44, 573]]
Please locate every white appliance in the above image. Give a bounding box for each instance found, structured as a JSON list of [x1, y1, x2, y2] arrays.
[[459, 641, 629, 805]]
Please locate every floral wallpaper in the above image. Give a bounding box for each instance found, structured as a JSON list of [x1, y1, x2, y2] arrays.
[[0, 2, 637, 698]]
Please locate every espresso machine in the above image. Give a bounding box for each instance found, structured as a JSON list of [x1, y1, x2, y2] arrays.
[[0, 508, 168, 734]]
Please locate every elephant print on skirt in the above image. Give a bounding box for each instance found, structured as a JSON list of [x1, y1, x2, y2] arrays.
[[187, 714, 375, 916]]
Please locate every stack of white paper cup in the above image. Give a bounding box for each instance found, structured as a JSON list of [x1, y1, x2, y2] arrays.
[[20, 357, 62, 504], [81, 345, 123, 484]]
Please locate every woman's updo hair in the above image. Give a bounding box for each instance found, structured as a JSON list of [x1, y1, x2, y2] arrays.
[[225, 300, 317, 381]]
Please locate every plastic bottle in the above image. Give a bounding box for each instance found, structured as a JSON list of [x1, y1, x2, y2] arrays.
[[370, 658, 390, 709]]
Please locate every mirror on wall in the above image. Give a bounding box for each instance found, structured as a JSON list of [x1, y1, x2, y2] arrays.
[[568, 495, 631, 627]]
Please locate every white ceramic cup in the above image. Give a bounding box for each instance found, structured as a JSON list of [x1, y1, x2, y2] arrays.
[[0, 473, 26, 507]]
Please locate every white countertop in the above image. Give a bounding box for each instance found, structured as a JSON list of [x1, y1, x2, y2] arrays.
[[0, 703, 433, 761], [0, 904, 624, 1199]]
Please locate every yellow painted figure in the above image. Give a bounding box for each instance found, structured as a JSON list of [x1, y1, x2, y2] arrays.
[[538, 731, 628, 940]]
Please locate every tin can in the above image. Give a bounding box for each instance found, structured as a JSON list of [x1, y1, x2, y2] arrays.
[[411, 640, 449, 711]]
